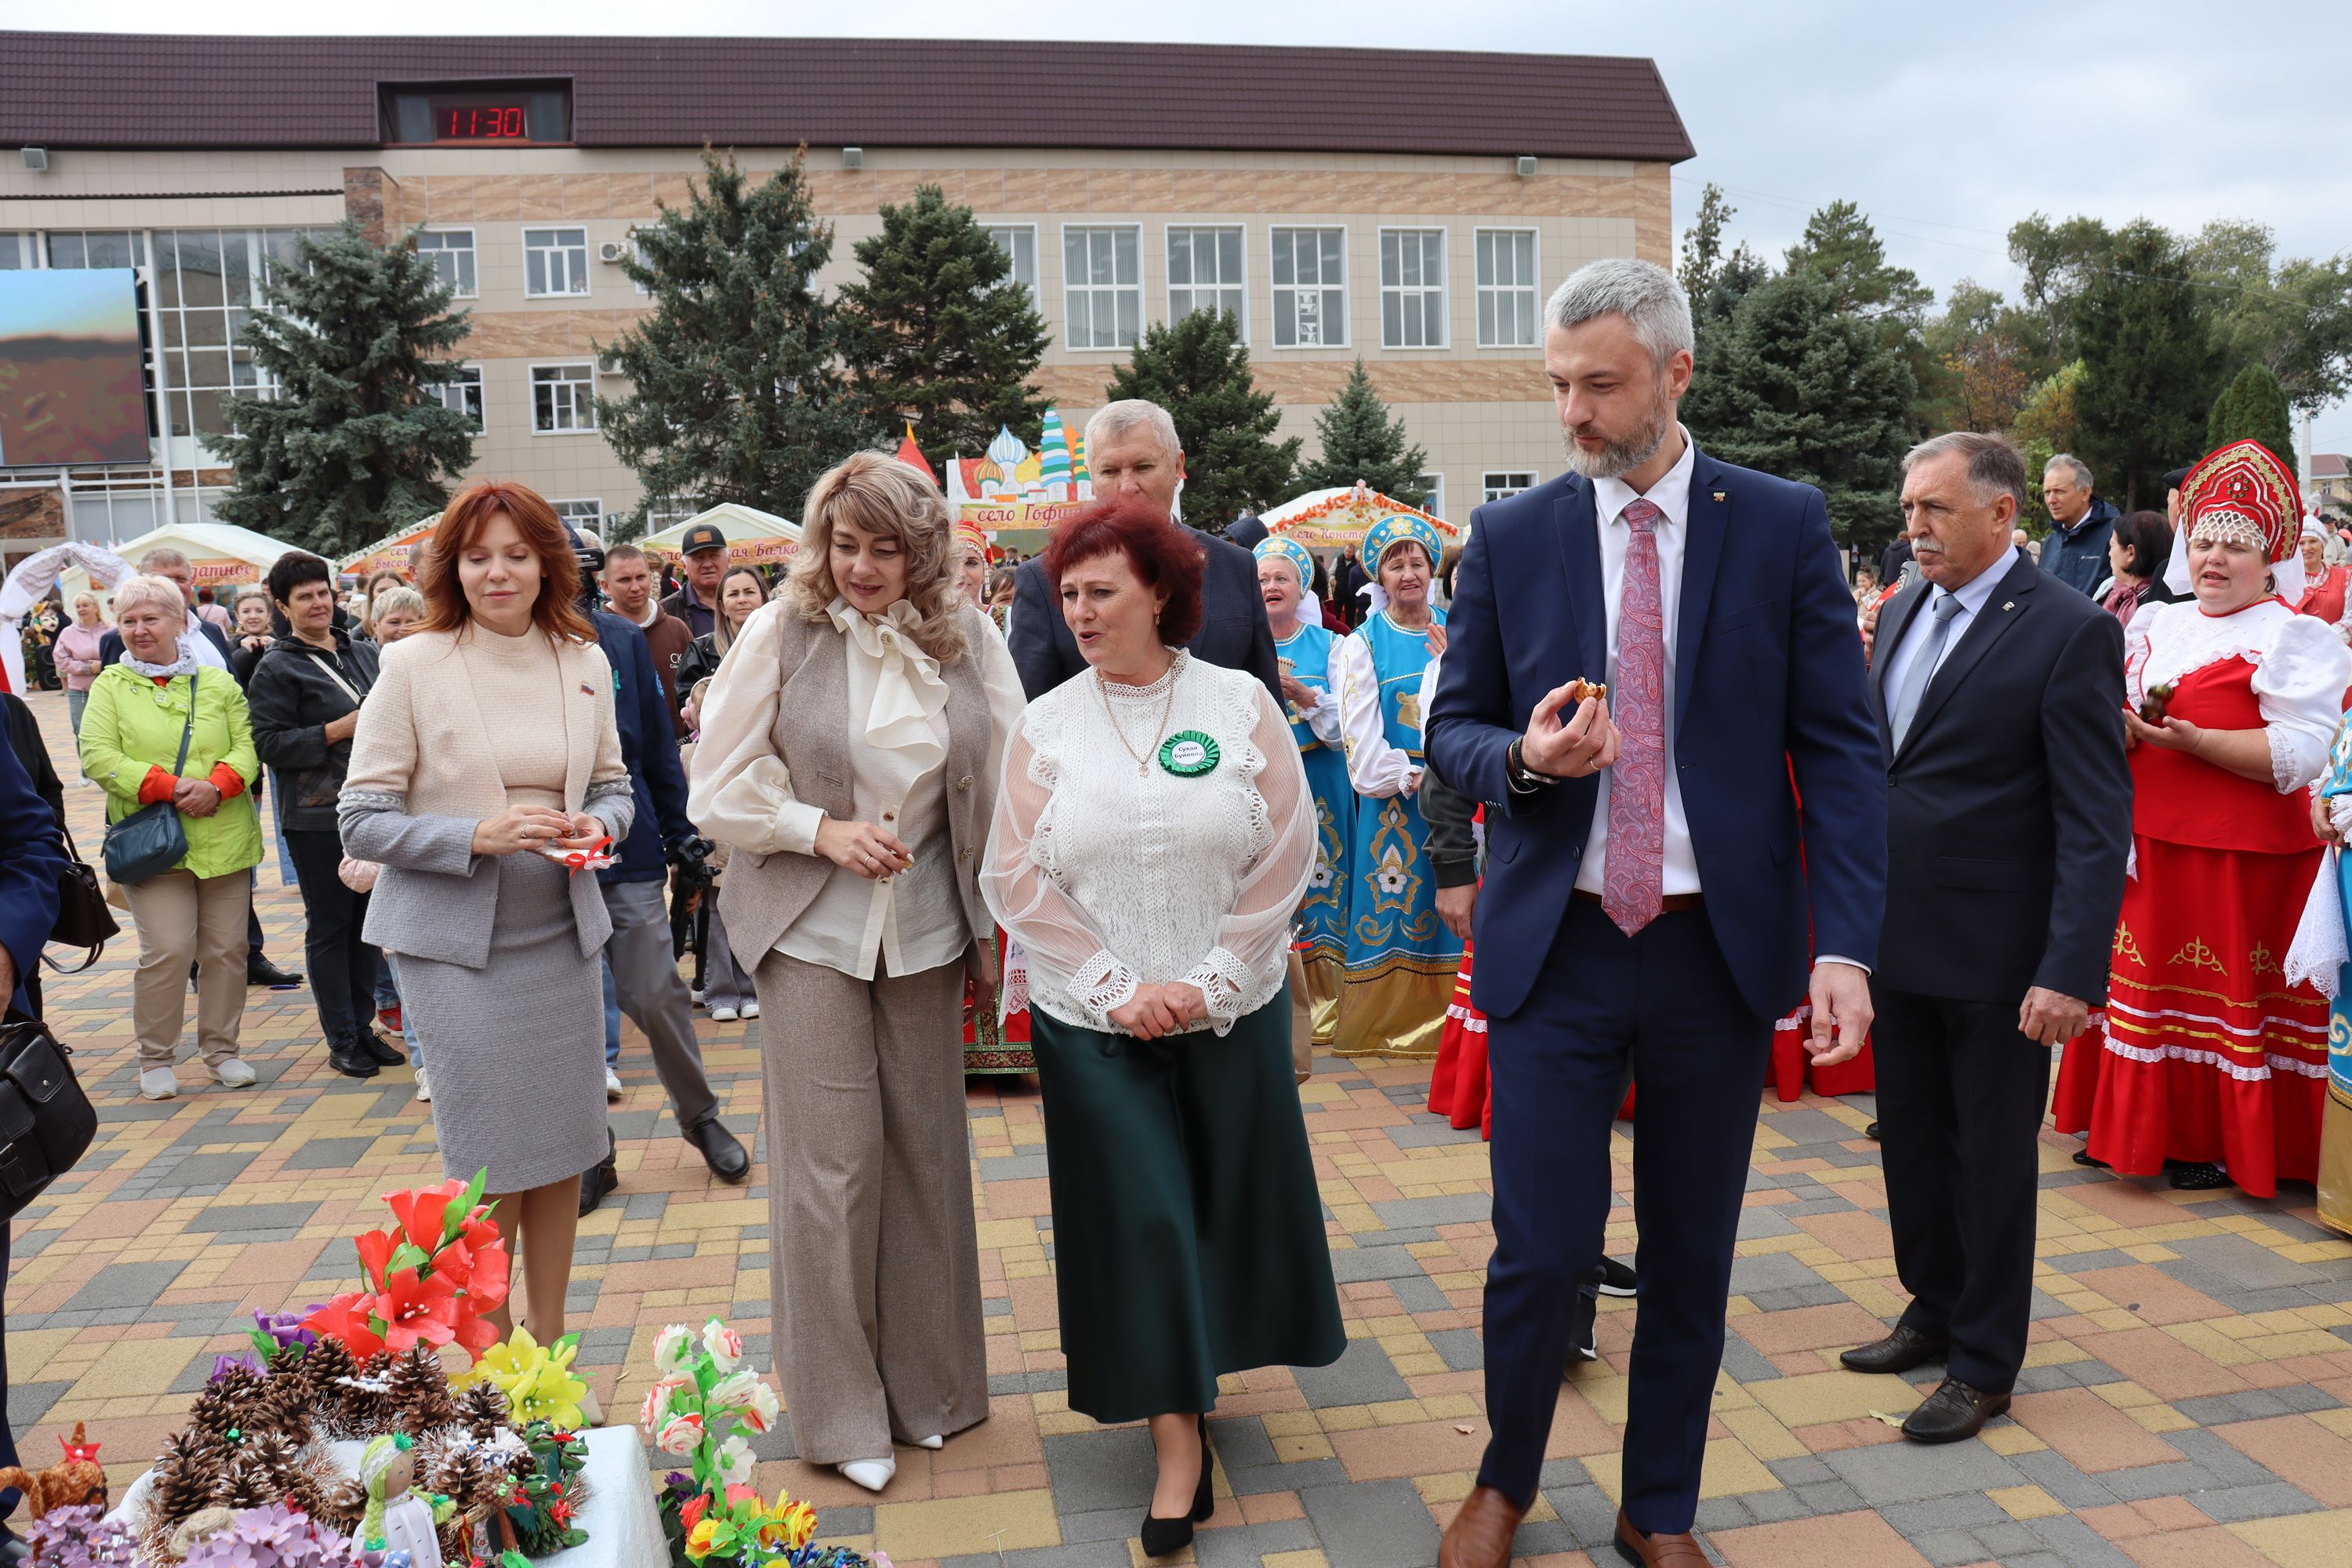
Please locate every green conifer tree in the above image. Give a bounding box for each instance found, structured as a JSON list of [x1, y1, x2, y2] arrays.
[[2069, 220, 2217, 509], [1293, 359, 1430, 505], [1681, 268, 1917, 550], [212, 222, 475, 558], [1103, 310, 1299, 530], [2205, 362, 2297, 474], [598, 148, 860, 530], [838, 183, 1050, 465]]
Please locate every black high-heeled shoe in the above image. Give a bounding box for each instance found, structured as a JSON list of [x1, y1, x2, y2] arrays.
[[1138, 1415, 1214, 1557]]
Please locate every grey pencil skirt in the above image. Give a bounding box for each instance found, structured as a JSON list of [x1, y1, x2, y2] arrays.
[[395, 851, 609, 1192]]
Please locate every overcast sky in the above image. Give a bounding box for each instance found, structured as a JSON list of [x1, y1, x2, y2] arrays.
[[9, 0, 2347, 459]]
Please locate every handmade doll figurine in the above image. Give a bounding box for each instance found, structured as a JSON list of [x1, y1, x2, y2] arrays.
[[354, 1435, 445, 1568]]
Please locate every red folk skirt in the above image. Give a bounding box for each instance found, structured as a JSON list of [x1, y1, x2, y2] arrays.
[[2052, 836, 2330, 1196], [1425, 943, 1491, 1137]]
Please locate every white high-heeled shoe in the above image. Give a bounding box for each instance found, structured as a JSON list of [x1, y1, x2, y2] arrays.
[[914, 1435, 943, 1450], [837, 1457, 896, 1492]]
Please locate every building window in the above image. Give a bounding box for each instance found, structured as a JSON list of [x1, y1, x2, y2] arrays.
[[1271, 227, 1346, 348], [532, 364, 597, 433], [1062, 226, 1141, 350], [524, 227, 590, 297], [1483, 471, 1537, 503], [1379, 229, 1446, 349], [550, 498, 604, 531], [1167, 226, 1245, 335], [43, 231, 147, 270], [415, 229, 477, 298], [0, 233, 31, 268], [985, 225, 1037, 304], [1476, 229, 1540, 348], [424, 365, 484, 431], [146, 228, 324, 440], [1417, 472, 1446, 519]]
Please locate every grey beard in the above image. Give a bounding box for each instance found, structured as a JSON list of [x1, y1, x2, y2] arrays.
[[1561, 401, 1672, 481]]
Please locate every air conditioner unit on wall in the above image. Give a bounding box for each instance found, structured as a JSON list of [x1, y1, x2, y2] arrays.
[[596, 351, 624, 376], [598, 241, 626, 263]]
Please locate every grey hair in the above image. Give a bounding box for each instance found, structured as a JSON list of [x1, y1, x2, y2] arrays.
[[111, 573, 191, 628], [1543, 257, 1694, 370], [137, 546, 191, 573], [1085, 399, 1182, 463], [2044, 452, 2094, 491], [371, 584, 425, 622], [1905, 431, 2027, 508]]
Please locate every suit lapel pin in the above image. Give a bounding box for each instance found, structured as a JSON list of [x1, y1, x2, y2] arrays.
[[1711, 491, 1726, 503], [2002, 602, 2015, 612], [579, 681, 595, 695]]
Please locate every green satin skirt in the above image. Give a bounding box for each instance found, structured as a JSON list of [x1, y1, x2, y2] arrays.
[[1033, 985, 1345, 1425]]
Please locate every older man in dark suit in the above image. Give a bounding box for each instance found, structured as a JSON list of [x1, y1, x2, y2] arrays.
[[1005, 399, 1281, 702], [1842, 432, 2130, 1443]]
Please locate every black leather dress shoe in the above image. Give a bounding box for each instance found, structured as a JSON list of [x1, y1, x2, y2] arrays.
[[687, 1117, 750, 1183], [327, 1037, 381, 1079], [1902, 1376, 2010, 1443], [579, 1128, 619, 1216], [1839, 1323, 1950, 1374], [0, 1531, 31, 1563], [358, 1027, 406, 1066], [1864, 1120, 1882, 1140], [248, 954, 304, 988], [1594, 1255, 1637, 1297]]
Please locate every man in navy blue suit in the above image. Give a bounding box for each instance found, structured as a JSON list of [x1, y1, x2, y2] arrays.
[[1426, 260, 1886, 1568]]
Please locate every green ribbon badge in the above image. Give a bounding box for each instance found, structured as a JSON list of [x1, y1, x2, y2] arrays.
[[1159, 731, 1221, 777]]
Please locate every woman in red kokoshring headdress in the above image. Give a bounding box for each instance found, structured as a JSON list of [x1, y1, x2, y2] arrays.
[[2053, 441, 2352, 1192]]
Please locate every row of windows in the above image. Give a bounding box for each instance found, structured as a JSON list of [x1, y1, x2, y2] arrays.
[[422, 361, 602, 436], [985, 223, 1544, 352], [396, 221, 1547, 351]]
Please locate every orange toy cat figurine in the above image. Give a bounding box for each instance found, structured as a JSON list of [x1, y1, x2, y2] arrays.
[[0, 1421, 107, 1523]]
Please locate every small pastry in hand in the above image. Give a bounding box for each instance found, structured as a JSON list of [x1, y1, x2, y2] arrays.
[[1565, 678, 1609, 706], [2140, 683, 2172, 724]]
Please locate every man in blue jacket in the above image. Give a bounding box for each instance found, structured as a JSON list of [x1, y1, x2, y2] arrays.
[[582, 602, 749, 1211], [0, 737, 66, 1561], [2037, 453, 2118, 595]]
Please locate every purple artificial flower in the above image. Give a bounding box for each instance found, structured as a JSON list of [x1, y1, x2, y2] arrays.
[[210, 1349, 267, 1385], [180, 1503, 352, 1568], [28, 1504, 147, 1566], [255, 1305, 323, 1354]]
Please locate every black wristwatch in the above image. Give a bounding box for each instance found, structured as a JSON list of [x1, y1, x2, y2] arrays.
[[1507, 738, 1564, 794]]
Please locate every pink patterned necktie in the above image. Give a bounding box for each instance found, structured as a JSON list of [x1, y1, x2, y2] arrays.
[[1602, 497, 1666, 936]]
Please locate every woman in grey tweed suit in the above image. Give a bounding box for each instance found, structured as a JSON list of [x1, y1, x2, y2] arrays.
[[689, 452, 1025, 1493], [341, 481, 633, 1345]]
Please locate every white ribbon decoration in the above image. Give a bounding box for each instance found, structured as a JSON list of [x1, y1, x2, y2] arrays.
[[0, 541, 132, 695]]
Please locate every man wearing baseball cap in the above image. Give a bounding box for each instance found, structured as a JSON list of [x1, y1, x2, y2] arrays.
[[659, 522, 729, 640]]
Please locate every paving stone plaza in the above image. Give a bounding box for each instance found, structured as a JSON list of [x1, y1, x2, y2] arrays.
[[13, 680, 2352, 1566]]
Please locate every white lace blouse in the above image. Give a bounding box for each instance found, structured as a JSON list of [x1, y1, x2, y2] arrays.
[[2124, 597, 2352, 793], [981, 650, 1316, 1035]]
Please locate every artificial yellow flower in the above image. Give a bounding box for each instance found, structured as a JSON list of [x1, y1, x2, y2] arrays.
[[685, 1518, 720, 1563], [451, 1324, 589, 1429]]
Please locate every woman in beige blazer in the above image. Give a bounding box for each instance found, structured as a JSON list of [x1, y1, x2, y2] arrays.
[[341, 481, 632, 1345], [690, 452, 1025, 1493]]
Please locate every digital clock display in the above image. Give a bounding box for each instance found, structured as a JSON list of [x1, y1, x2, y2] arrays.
[[437, 104, 529, 140], [382, 83, 572, 146]]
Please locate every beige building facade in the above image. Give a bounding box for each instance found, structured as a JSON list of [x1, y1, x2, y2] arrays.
[[0, 35, 1690, 557]]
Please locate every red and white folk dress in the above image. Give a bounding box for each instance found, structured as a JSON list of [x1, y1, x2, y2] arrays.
[[2053, 597, 2349, 1195]]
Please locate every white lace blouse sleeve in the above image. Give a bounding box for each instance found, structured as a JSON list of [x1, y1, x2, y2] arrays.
[[684, 604, 827, 858], [2254, 613, 2352, 793], [979, 717, 1137, 1029], [1336, 631, 1418, 797], [2122, 608, 2157, 711], [1177, 685, 1319, 1033]]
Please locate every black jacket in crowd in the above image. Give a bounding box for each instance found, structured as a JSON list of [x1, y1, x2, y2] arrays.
[[1006, 522, 1282, 702], [242, 628, 382, 833], [1418, 759, 1482, 891]]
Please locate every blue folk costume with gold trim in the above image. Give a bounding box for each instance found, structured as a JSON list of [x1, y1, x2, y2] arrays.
[[1258, 535, 1352, 1047], [1330, 514, 1462, 1058], [2307, 714, 2352, 1233]]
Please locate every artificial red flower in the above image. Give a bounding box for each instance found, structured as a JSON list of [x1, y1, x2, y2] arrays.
[[372, 1265, 464, 1352], [450, 1303, 503, 1357], [303, 1293, 387, 1359], [387, 1185, 457, 1255], [679, 1493, 708, 1534], [462, 1236, 511, 1309], [354, 1229, 400, 1292]]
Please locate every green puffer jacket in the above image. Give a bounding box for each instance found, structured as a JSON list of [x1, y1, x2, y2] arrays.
[[79, 662, 263, 879]]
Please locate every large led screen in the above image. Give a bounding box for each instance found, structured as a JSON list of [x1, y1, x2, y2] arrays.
[[0, 270, 148, 466]]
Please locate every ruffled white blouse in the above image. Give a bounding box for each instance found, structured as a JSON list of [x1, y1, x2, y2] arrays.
[[688, 597, 1026, 980], [1332, 622, 1429, 799], [2125, 597, 2352, 793], [980, 651, 1316, 1034]]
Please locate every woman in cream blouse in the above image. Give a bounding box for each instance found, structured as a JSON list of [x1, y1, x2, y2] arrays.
[[982, 499, 1343, 1559], [688, 452, 1025, 1493]]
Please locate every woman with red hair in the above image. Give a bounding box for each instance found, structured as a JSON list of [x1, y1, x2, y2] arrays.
[[341, 479, 633, 1345], [982, 498, 1341, 1556]]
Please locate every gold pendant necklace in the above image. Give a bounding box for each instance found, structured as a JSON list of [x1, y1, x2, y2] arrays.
[[1096, 655, 1180, 776]]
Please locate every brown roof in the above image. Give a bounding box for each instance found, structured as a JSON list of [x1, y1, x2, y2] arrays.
[[2314, 453, 2349, 480], [0, 33, 1693, 162]]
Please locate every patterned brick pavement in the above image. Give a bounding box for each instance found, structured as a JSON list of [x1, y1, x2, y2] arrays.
[[13, 684, 2352, 1566]]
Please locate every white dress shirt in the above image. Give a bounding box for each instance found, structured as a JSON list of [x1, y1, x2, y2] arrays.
[[1577, 429, 1698, 896], [1879, 546, 2017, 716]]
